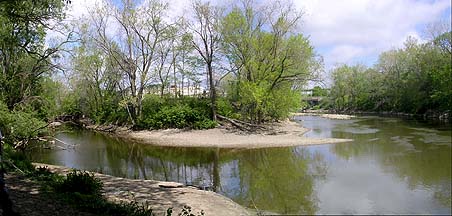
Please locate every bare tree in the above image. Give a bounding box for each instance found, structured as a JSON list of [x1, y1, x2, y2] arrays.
[[84, 0, 175, 123], [189, 1, 223, 121]]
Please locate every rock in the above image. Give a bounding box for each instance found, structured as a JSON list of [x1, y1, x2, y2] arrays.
[[49, 122, 62, 128], [158, 182, 184, 188]]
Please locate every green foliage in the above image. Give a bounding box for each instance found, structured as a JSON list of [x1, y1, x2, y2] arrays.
[[221, 4, 317, 123], [227, 81, 300, 123], [138, 95, 216, 130], [67, 44, 128, 124], [311, 86, 328, 97], [35, 169, 154, 216], [54, 170, 103, 196], [329, 65, 376, 111], [56, 188, 155, 216], [60, 92, 83, 116], [216, 97, 240, 119], [329, 34, 451, 114], [33, 166, 62, 182], [0, 0, 67, 109], [0, 101, 48, 145], [2, 145, 35, 173], [19, 166, 204, 216]]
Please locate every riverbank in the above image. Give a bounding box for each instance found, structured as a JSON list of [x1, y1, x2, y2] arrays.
[[29, 163, 250, 216], [291, 112, 356, 120], [87, 119, 352, 148], [297, 109, 451, 122]]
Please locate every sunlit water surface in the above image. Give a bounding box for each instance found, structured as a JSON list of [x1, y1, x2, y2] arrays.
[[29, 116, 452, 214]]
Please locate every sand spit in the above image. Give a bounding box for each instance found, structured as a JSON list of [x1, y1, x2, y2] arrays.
[[291, 112, 356, 120], [117, 120, 352, 148]]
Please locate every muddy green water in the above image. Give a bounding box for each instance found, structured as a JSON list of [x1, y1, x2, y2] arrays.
[[29, 116, 451, 214]]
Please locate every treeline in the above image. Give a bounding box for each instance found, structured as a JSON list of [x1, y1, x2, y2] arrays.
[[0, 0, 319, 149], [0, 0, 68, 147], [328, 34, 451, 115], [61, 0, 320, 127]]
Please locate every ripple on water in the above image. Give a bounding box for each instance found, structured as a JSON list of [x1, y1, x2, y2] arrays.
[[337, 124, 380, 134], [390, 136, 416, 151], [410, 132, 452, 146]]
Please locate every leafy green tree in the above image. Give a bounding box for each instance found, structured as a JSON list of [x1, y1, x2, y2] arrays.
[[311, 86, 328, 97], [329, 33, 451, 114], [329, 64, 376, 111], [0, 0, 68, 110], [221, 0, 320, 123], [0, 0, 69, 149]]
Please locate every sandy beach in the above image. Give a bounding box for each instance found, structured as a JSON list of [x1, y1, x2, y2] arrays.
[[291, 112, 356, 120], [102, 119, 353, 149]]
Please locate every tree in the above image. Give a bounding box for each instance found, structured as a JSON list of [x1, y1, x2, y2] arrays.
[[0, 0, 69, 111], [329, 64, 376, 111], [329, 32, 451, 114], [0, 0, 70, 151], [76, 0, 179, 123], [189, 0, 223, 121], [221, 0, 320, 123], [311, 86, 328, 97]]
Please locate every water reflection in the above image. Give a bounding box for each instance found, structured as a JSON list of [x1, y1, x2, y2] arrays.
[[29, 129, 321, 214], [227, 148, 319, 214], [29, 116, 451, 214], [299, 116, 451, 214]]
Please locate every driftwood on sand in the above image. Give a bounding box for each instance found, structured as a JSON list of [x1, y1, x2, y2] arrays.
[[216, 114, 266, 132]]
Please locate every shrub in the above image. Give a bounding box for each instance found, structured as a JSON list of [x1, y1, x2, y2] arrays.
[[3, 146, 35, 173], [216, 97, 235, 118], [193, 118, 217, 130], [55, 170, 103, 196], [32, 166, 63, 182], [138, 96, 215, 130]]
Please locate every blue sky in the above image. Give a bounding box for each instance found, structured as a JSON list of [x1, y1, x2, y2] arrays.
[[58, 0, 451, 86]]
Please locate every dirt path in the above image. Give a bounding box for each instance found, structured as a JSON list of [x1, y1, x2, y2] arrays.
[[32, 163, 250, 216]]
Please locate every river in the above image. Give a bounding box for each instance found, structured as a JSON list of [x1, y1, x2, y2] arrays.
[[29, 115, 452, 214]]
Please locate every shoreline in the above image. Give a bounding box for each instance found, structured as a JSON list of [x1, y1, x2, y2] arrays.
[[32, 163, 250, 216], [291, 112, 356, 120], [296, 109, 451, 122], [87, 119, 352, 149]]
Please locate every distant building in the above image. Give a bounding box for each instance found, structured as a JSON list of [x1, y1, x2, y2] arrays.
[[145, 83, 206, 97]]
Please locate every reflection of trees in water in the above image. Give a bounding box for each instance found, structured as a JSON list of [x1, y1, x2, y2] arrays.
[[102, 137, 324, 214], [331, 118, 452, 207], [104, 139, 226, 187], [233, 148, 321, 214]]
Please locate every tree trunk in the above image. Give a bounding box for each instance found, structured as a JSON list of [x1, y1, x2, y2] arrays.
[[207, 63, 217, 121]]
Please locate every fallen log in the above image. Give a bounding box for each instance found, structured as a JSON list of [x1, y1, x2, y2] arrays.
[[216, 114, 266, 131]]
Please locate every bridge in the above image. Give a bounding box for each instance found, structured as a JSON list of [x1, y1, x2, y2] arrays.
[[301, 88, 328, 107]]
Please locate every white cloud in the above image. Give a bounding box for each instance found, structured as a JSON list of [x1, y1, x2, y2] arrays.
[[294, 0, 450, 69], [45, 0, 105, 45], [65, 0, 105, 20]]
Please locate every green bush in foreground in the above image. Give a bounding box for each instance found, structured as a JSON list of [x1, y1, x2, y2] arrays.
[[54, 170, 103, 196], [30, 166, 204, 216]]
